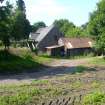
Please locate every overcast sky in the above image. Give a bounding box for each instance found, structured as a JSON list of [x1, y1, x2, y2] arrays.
[[9, 0, 99, 26]]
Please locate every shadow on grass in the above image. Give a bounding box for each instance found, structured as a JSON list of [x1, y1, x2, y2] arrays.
[[0, 50, 97, 80], [0, 50, 43, 75], [71, 65, 96, 74], [0, 63, 97, 81]]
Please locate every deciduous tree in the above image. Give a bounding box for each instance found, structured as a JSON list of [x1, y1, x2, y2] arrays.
[[0, 1, 12, 49], [31, 21, 46, 32], [12, 0, 31, 41], [88, 0, 105, 54]]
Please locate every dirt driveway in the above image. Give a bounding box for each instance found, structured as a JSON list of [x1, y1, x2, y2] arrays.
[[0, 58, 90, 85]]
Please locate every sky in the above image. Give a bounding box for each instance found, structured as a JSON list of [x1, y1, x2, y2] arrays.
[[9, 0, 99, 26]]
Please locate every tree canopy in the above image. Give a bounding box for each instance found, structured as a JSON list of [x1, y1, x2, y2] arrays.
[[54, 19, 88, 37], [54, 19, 75, 35], [88, 0, 105, 37], [0, 0, 31, 49], [88, 0, 105, 54], [0, 1, 12, 49], [16, 0, 26, 13], [12, 0, 31, 40], [31, 21, 46, 32], [0, 0, 105, 54]]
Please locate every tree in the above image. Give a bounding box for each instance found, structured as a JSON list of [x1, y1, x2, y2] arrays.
[[80, 22, 91, 37], [12, 0, 31, 41], [66, 27, 83, 37], [54, 19, 89, 37], [54, 19, 75, 35], [88, 0, 105, 37], [95, 33, 105, 55], [88, 0, 105, 54], [16, 0, 25, 12], [24, 19, 31, 39], [31, 21, 46, 32], [0, 1, 12, 49]]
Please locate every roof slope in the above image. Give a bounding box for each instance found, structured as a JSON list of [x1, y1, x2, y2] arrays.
[[59, 37, 93, 49], [29, 25, 55, 42]]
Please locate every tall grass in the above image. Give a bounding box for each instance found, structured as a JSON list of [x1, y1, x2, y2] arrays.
[[82, 92, 105, 105], [0, 49, 51, 74]]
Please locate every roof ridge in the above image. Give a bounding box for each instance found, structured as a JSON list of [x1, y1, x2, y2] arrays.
[[36, 24, 55, 42]]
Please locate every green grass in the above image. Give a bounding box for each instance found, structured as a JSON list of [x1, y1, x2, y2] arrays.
[[91, 81, 101, 88], [40, 52, 94, 60], [0, 48, 51, 74], [70, 81, 83, 89], [71, 65, 95, 74], [0, 65, 105, 105], [0, 87, 49, 105], [82, 92, 105, 105], [90, 57, 105, 65], [0, 83, 64, 105], [1, 49, 105, 104]]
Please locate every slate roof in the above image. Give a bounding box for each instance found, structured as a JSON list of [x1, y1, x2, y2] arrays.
[[29, 25, 55, 42], [46, 45, 64, 49], [59, 37, 93, 49]]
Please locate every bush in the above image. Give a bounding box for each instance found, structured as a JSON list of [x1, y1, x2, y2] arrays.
[[82, 92, 105, 105]]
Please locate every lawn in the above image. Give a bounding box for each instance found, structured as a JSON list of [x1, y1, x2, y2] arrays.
[[0, 68, 105, 105], [1, 56, 105, 105], [0, 48, 52, 74], [0, 47, 95, 74], [1, 48, 105, 105], [90, 57, 105, 65]]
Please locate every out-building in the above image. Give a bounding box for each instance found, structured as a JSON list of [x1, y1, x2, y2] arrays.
[[58, 37, 93, 56], [29, 24, 64, 52]]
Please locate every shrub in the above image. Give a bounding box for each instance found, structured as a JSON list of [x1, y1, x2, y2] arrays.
[[82, 92, 105, 105]]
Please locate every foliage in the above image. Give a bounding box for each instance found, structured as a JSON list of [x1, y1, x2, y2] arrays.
[[0, 87, 47, 105], [12, 10, 31, 40], [82, 92, 105, 105], [54, 19, 75, 35], [0, 1, 12, 49], [88, 0, 105, 54], [66, 27, 83, 37], [94, 33, 105, 55], [54, 19, 89, 37], [16, 0, 26, 12], [31, 21, 46, 32], [12, 0, 31, 40], [0, 50, 40, 74], [88, 0, 105, 36], [0, 48, 52, 74], [0, 0, 31, 48]]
